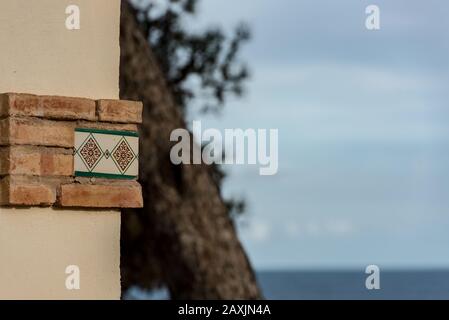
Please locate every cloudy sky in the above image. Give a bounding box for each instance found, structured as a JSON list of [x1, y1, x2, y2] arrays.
[[186, 0, 449, 270]]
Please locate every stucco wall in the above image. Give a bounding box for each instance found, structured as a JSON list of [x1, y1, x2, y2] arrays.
[[0, 209, 120, 300], [0, 0, 120, 99], [0, 0, 121, 299]]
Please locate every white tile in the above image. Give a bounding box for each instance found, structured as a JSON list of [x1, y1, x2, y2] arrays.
[[74, 129, 139, 179]]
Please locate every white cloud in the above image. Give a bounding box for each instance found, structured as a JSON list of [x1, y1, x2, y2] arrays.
[[245, 220, 271, 243], [254, 63, 442, 95], [325, 219, 355, 236], [284, 219, 356, 239]]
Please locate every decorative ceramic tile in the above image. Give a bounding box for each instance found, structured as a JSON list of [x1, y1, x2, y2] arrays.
[[74, 128, 139, 179]]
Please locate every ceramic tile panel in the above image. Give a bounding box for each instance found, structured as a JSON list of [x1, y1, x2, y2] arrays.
[[74, 128, 139, 179]]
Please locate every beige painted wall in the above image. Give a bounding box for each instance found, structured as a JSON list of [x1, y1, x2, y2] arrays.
[[0, 0, 120, 99], [0, 0, 122, 299], [0, 208, 121, 300]]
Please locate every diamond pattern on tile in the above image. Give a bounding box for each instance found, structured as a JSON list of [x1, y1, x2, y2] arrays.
[[112, 138, 136, 173], [79, 135, 103, 170], [74, 128, 139, 179]]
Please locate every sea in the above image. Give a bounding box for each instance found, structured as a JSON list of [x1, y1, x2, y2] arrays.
[[257, 270, 449, 300], [125, 270, 449, 300]]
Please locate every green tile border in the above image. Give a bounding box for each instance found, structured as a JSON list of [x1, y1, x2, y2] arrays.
[[75, 128, 139, 137], [75, 171, 137, 180]]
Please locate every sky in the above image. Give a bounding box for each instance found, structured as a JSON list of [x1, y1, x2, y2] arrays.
[[184, 0, 449, 270]]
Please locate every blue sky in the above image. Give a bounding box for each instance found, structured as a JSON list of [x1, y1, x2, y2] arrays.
[[185, 0, 449, 270]]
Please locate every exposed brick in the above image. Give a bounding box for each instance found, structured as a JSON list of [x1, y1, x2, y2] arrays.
[[0, 94, 13, 118], [0, 93, 96, 121], [97, 100, 143, 124], [7, 117, 74, 148], [9, 183, 55, 206], [11, 150, 40, 176], [0, 177, 7, 205], [0, 117, 137, 148], [59, 182, 143, 208], [0, 118, 8, 145], [0, 148, 7, 175], [0, 93, 39, 118], [40, 150, 73, 176], [0, 93, 144, 209], [0, 146, 73, 176], [0, 176, 56, 206]]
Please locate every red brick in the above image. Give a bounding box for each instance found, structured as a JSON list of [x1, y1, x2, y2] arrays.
[[0, 146, 73, 176], [59, 183, 143, 208], [0, 148, 7, 175], [0, 118, 8, 145], [0, 93, 96, 121], [40, 151, 73, 176], [97, 100, 143, 124], [0, 176, 56, 206], [0, 93, 144, 209], [8, 118, 74, 148]]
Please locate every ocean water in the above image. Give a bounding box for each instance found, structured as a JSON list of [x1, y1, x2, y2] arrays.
[[125, 270, 449, 300], [257, 270, 449, 300]]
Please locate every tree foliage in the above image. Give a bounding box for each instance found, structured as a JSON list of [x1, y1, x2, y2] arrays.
[[132, 0, 251, 114], [130, 0, 250, 218], [119, 1, 261, 298]]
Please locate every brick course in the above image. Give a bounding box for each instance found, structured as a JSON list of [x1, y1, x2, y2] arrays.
[[0, 176, 56, 206], [0, 146, 73, 176], [0, 93, 96, 121], [4, 117, 74, 148], [0, 93, 143, 209], [59, 182, 143, 208], [97, 99, 143, 124]]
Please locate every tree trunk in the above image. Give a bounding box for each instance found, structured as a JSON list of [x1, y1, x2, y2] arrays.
[[119, 0, 262, 300]]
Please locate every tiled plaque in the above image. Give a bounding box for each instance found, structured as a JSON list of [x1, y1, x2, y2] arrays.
[[74, 128, 139, 179]]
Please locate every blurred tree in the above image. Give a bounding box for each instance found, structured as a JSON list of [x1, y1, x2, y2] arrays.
[[132, 0, 248, 217], [133, 0, 250, 114], [119, 0, 261, 299]]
